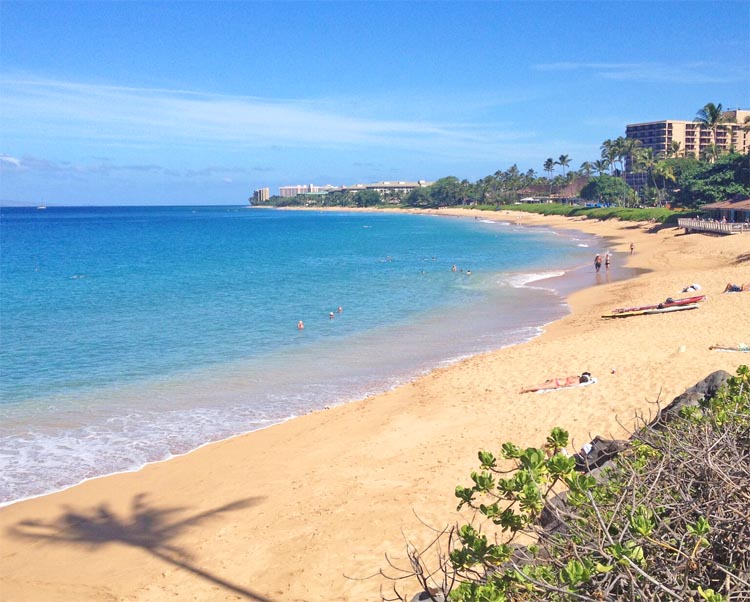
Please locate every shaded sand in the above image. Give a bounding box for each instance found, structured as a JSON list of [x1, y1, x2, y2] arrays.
[[2, 211, 749, 602]]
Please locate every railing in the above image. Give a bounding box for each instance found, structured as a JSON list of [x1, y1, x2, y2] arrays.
[[677, 218, 750, 234]]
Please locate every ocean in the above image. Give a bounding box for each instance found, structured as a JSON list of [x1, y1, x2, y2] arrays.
[[0, 206, 609, 505]]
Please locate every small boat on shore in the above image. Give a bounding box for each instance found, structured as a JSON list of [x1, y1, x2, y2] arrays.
[[602, 303, 701, 318], [608, 294, 706, 315]]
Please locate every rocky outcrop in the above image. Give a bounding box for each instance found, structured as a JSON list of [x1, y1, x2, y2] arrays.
[[651, 369, 732, 428]]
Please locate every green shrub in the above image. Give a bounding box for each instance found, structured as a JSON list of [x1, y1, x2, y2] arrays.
[[485, 203, 680, 223], [383, 366, 750, 601]]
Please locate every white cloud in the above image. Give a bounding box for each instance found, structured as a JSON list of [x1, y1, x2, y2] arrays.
[[0, 77, 535, 161], [533, 61, 746, 85], [0, 155, 22, 168]]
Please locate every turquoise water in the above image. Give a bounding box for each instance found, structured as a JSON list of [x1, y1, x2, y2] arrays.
[[0, 206, 601, 504]]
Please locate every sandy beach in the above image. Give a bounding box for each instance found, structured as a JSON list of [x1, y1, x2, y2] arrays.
[[1, 209, 748, 602]]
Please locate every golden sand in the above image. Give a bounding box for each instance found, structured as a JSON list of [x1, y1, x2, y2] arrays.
[[1, 209, 748, 602]]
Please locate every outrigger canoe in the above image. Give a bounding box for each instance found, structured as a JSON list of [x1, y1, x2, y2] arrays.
[[608, 294, 705, 315], [602, 303, 701, 318]]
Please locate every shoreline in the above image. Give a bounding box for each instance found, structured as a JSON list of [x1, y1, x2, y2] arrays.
[[1, 209, 748, 601], [0, 209, 602, 508]]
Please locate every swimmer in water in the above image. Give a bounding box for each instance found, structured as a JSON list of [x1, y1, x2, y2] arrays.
[[297, 321, 304, 330]]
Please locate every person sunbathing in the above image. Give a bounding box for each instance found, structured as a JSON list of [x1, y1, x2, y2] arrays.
[[520, 372, 593, 393], [723, 283, 749, 292], [709, 343, 750, 352]]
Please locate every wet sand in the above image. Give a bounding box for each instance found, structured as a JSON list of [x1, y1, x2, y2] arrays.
[[1, 209, 748, 602]]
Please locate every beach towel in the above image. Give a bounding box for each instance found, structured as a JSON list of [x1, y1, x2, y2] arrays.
[[523, 377, 598, 394]]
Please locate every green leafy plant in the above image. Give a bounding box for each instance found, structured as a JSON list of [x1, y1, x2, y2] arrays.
[[381, 366, 750, 601]]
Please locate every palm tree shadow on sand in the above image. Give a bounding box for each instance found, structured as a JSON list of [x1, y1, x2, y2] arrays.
[[8, 493, 273, 601]]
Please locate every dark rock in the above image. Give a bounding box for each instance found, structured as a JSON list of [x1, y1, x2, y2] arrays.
[[540, 491, 569, 535], [573, 436, 629, 473], [651, 370, 732, 429]]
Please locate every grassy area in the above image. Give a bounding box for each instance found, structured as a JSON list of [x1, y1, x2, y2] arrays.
[[476, 203, 689, 224]]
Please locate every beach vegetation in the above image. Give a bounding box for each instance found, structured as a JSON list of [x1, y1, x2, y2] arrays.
[[670, 153, 750, 208], [382, 366, 750, 602], [354, 189, 382, 207], [492, 202, 680, 224], [579, 174, 637, 206]]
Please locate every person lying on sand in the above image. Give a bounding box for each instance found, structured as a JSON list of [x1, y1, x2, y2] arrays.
[[709, 343, 750, 352], [723, 283, 750, 292], [520, 372, 593, 393]]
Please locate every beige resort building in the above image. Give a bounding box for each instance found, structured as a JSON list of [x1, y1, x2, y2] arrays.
[[625, 109, 750, 161], [273, 180, 432, 202]]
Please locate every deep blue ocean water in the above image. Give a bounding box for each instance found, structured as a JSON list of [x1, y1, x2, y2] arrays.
[[0, 206, 604, 505]]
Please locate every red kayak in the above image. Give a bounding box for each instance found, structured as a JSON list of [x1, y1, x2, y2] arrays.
[[610, 295, 706, 314]]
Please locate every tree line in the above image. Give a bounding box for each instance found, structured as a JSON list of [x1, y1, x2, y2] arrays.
[[258, 102, 749, 210]]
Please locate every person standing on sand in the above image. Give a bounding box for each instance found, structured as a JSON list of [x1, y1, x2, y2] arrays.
[[630, 242, 634, 254], [594, 254, 602, 272]]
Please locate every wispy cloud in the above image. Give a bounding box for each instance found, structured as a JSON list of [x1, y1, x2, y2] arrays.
[[0, 153, 270, 180], [533, 61, 745, 85], [0, 76, 534, 161], [0, 155, 22, 168]]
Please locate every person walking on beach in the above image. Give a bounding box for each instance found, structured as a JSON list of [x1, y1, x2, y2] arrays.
[[630, 242, 634, 255], [594, 254, 602, 272], [605, 253, 611, 270]]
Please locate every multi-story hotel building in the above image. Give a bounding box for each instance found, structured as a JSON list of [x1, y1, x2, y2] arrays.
[[252, 187, 270, 203], [278, 184, 338, 197], [626, 109, 750, 161], [331, 180, 432, 199]]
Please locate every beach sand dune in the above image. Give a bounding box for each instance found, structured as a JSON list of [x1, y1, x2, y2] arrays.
[[1, 211, 748, 601]]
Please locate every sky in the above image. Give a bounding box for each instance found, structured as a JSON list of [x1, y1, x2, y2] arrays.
[[1, 1, 748, 206]]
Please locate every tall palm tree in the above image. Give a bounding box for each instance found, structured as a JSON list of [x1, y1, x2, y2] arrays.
[[579, 161, 594, 178], [613, 137, 629, 175], [593, 159, 610, 176], [543, 158, 556, 179], [543, 158, 556, 194], [600, 139, 617, 174], [653, 161, 676, 206], [621, 138, 642, 175], [557, 154, 571, 178], [694, 102, 728, 162]]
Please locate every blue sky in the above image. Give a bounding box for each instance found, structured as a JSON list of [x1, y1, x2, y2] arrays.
[[1, 1, 748, 206]]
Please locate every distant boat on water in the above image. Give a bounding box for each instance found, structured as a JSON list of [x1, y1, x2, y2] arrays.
[[36, 204, 47, 210]]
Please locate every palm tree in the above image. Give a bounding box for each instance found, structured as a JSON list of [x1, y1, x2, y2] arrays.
[[694, 102, 728, 162], [700, 144, 722, 163], [600, 139, 617, 174], [613, 137, 629, 175], [579, 161, 594, 178], [593, 159, 610, 176], [666, 140, 683, 158], [543, 158, 556, 195], [621, 138, 642, 175], [653, 160, 677, 206], [557, 154, 571, 178], [543, 158, 556, 179]]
